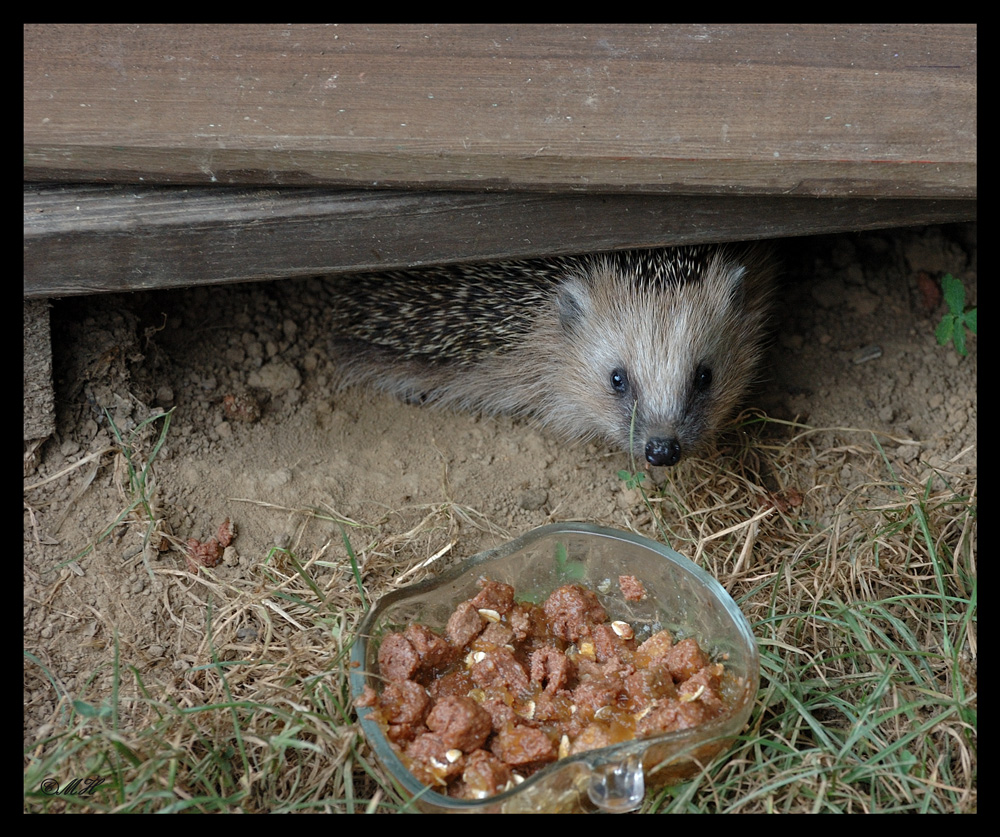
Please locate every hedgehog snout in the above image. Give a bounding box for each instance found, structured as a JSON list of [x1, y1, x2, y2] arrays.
[[644, 436, 682, 467]]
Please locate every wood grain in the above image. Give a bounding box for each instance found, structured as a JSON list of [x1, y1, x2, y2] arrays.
[[23, 185, 975, 297], [24, 24, 976, 198]]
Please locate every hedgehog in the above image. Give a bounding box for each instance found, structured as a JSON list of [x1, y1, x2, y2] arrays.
[[320, 244, 776, 466]]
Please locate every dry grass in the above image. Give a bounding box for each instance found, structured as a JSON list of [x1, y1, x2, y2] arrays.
[[635, 415, 977, 812], [23, 414, 976, 813]]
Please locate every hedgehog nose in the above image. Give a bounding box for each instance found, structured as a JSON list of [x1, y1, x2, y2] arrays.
[[645, 437, 681, 467]]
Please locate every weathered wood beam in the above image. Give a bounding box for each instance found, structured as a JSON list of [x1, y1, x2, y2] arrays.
[[24, 24, 976, 198], [24, 185, 976, 298]]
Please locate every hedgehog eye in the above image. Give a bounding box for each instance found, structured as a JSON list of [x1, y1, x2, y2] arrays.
[[693, 364, 713, 392], [610, 368, 629, 395]]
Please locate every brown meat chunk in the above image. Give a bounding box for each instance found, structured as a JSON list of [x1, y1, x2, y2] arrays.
[[533, 690, 575, 724], [665, 637, 711, 682], [386, 722, 424, 744], [461, 749, 514, 798], [480, 698, 518, 732], [529, 646, 575, 694], [469, 579, 516, 616], [378, 679, 430, 725], [571, 678, 623, 721], [377, 632, 420, 681], [543, 584, 607, 642], [634, 629, 674, 669], [427, 669, 474, 700], [678, 663, 725, 712], [635, 698, 716, 737], [471, 647, 529, 695], [475, 621, 515, 650], [619, 574, 646, 601], [624, 665, 676, 710], [404, 623, 453, 670], [446, 600, 486, 648], [508, 602, 548, 643], [492, 724, 557, 766], [590, 622, 634, 665], [425, 695, 493, 752], [570, 722, 616, 755], [405, 733, 465, 785]]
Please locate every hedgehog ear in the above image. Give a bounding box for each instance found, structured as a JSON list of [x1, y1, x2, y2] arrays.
[[724, 264, 749, 310], [556, 278, 592, 334]]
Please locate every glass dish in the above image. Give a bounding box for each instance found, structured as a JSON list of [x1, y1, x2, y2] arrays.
[[349, 522, 759, 813]]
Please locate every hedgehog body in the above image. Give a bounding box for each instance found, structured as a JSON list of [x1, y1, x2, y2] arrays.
[[322, 245, 776, 466]]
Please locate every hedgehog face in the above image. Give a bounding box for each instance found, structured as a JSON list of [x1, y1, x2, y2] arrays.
[[549, 248, 773, 465]]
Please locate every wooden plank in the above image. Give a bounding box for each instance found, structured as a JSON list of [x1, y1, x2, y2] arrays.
[[24, 24, 976, 198], [24, 184, 976, 298]]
